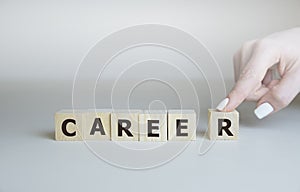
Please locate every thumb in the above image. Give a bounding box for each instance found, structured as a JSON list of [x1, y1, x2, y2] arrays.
[[254, 72, 300, 119]]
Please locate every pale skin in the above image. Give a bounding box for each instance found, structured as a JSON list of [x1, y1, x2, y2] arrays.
[[217, 28, 300, 119]]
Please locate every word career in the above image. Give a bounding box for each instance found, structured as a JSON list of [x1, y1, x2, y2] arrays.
[[55, 109, 239, 141]]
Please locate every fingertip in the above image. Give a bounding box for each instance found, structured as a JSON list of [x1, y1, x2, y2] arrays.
[[216, 98, 229, 111], [216, 97, 239, 112], [223, 92, 245, 112], [254, 102, 274, 119]]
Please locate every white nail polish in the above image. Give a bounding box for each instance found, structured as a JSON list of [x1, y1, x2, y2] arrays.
[[216, 98, 229, 111], [254, 103, 274, 119]]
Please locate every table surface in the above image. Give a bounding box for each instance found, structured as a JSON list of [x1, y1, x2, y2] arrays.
[[1, 80, 300, 192]]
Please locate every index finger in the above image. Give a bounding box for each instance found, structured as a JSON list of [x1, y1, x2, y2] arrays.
[[223, 42, 280, 111]]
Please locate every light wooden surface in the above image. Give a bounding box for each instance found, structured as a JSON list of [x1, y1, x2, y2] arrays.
[[110, 110, 141, 141], [55, 110, 84, 141], [84, 110, 111, 140], [55, 109, 199, 141], [208, 109, 239, 140], [167, 110, 196, 141], [139, 110, 168, 142]]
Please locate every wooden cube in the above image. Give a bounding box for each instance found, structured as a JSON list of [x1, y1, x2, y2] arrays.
[[111, 110, 141, 141], [208, 109, 239, 140], [139, 110, 168, 142], [168, 110, 197, 141], [55, 110, 85, 141], [84, 109, 111, 140]]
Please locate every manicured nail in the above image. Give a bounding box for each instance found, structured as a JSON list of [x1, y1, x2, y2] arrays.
[[216, 98, 229, 111], [254, 103, 274, 119]]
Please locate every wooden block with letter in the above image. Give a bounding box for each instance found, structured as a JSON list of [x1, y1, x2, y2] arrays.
[[111, 110, 141, 141], [168, 110, 197, 141], [139, 110, 168, 142], [55, 110, 85, 141], [84, 109, 111, 140], [208, 109, 239, 140]]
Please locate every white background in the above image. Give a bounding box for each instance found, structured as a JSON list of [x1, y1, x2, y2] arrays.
[[1, 0, 300, 81], [1, 1, 300, 192]]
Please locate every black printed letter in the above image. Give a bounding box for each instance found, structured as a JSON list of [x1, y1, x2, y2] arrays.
[[176, 119, 188, 137], [62, 119, 76, 137], [218, 119, 233, 136], [90, 118, 106, 135], [148, 120, 159, 137], [118, 119, 133, 137]]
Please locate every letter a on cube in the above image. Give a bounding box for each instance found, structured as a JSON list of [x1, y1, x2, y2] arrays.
[[208, 109, 239, 140], [84, 109, 111, 141]]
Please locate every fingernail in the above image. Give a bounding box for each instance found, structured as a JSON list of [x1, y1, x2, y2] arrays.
[[254, 103, 274, 119], [216, 98, 229, 111]]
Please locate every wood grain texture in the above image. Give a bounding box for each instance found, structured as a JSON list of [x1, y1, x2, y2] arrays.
[[55, 110, 85, 141], [168, 110, 196, 141], [139, 110, 168, 142], [111, 110, 141, 141], [84, 109, 111, 141], [208, 109, 239, 140]]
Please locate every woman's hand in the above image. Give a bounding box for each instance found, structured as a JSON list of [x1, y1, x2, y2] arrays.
[[217, 28, 300, 119]]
